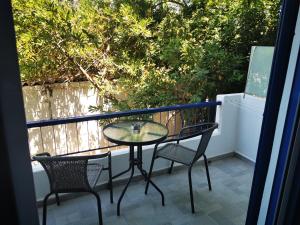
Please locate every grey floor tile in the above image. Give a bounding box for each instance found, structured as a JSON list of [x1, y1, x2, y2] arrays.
[[208, 211, 236, 225], [38, 157, 253, 225]]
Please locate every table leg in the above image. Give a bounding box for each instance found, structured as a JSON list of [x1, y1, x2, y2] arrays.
[[112, 146, 132, 179], [118, 145, 165, 216], [117, 145, 135, 216], [137, 145, 147, 181], [137, 145, 165, 206], [112, 166, 131, 179]]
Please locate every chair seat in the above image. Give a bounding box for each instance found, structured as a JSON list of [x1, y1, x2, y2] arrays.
[[156, 143, 196, 166], [87, 163, 103, 188]]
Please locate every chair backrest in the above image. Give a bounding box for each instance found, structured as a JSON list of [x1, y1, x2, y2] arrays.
[[178, 123, 218, 164], [33, 154, 108, 193], [165, 108, 207, 140], [180, 108, 208, 126], [193, 123, 218, 163], [165, 110, 184, 139]]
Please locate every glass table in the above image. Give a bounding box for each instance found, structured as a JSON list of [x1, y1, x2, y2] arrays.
[[103, 120, 168, 216]]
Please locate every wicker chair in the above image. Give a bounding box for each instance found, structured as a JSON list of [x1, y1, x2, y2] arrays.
[[145, 122, 218, 213], [33, 152, 113, 225]]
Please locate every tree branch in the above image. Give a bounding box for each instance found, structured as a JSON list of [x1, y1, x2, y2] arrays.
[[153, 0, 187, 9], [55, 41, 119, 104], [55, 41, 102, 92]]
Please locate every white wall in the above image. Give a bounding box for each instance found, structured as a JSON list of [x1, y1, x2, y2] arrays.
[[216, 93, 265, 162], [235, 94, 265, 161]]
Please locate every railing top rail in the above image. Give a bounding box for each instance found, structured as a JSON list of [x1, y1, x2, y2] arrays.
[[27, 101, 221, 128]]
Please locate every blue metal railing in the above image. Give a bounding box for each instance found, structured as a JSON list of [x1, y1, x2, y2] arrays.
[[27, 101, 221, 157], [27, 101, 221, 128]]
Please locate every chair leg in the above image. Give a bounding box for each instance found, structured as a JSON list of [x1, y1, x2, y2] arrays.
[[168, 161, 174, 174], [109, 164, 113, 204], [145, 155, 155, 195], [168, 140, 179, 175], [55, 193, 60, 206], [109, 181, 113, 204], [188, 167, 195, 213], [203, 154, 212, 191], [91, 191, 103, 225], [42, 193, 52, 225]]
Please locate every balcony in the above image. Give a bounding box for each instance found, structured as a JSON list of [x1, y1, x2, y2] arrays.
[[28, 92, 263, 225]]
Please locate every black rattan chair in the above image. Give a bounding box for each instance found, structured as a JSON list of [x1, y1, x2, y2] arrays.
[[145, 122, 218, 213], [33, 152, 113, 225]]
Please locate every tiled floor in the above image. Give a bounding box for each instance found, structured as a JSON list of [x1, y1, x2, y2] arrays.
[[39, 157, 254, 225]]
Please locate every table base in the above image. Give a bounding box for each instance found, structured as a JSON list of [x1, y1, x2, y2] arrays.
[[112, 145, 165, 216]]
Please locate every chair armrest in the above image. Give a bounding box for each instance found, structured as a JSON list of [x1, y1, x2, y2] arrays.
[[35, 152, 51, 157], [32, 152, 50, 160]]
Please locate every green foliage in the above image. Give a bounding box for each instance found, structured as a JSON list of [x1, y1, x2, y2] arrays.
[[13, 0, 280, 110]]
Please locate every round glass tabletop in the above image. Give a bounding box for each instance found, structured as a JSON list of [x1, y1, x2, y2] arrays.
[[103, 120, 168, 146]]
